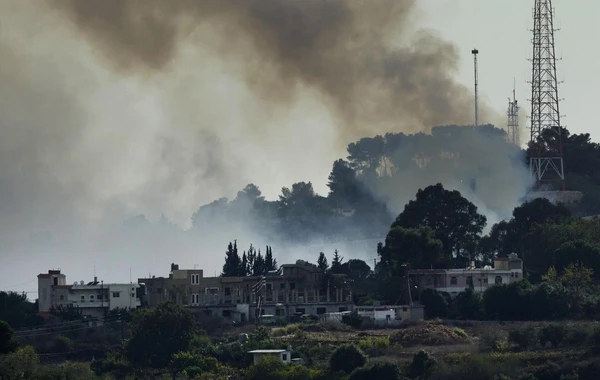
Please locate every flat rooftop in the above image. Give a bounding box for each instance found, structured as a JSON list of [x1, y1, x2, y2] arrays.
[[248, 349, 288, 354]]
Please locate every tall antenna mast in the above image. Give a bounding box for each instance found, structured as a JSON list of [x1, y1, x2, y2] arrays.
[[507, 79, 520, 146], [472, 48, 479, 127], [528, 0, 565, 190]]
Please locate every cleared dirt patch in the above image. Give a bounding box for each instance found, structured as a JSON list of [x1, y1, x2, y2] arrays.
[[390, 323, 470, 347]]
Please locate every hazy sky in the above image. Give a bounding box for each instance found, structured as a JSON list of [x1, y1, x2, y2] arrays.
[[421, 0, 599, 142], [0, 0, 597, 295]]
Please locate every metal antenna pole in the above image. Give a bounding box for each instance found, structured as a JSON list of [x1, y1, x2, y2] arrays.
[[507, 79, 520, 146], [472, 48, 479, 127]]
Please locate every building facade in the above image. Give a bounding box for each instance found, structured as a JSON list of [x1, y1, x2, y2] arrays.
[[138, 260, 353, 323], [37, 270, 141, 318], [409, 254, 524, 297]]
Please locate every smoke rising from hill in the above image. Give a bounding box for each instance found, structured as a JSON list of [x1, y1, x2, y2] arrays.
[[0, 0, 518, 288]]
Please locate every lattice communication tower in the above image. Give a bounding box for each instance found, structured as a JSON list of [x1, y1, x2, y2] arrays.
[[528, 0, 565, 190], [507, 84, 520, 146]]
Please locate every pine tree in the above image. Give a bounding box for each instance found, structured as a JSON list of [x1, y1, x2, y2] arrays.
[[241, 252, 248, 276], [265, 246, 278, 272], [222, 241, 243, 276], [253, 250, 265, 276], [247, 245, 257, 275], [331, 249, 344, 274], [317, 252, 329, 271]]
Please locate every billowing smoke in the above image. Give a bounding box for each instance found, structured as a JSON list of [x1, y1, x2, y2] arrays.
[[0, 0, 521, 290]]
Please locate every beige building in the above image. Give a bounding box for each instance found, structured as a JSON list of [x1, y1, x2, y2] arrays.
[[138, 260, 353, 323], [409, 254, 524, 297]]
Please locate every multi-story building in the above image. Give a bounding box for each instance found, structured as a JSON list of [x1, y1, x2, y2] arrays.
[[409, 253, 524, 297], [138, 260, 353, 323], [37, 270, 141, 318]]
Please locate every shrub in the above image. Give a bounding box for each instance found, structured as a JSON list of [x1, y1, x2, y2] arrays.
[[330, 344, 367, 374], [0, 320, 18, 354], [245, 355, 323, 380], [508, 327, 538, 350], [453, 328, 468, 338], [349, 362, 404, 380], [342, 311, 363, 329], [357, 337, 390, 356], [539, 324, 566, 348], [53, 335, 74, 353], [408, 350, 437, 379], [479, 331, 509, 353], [564, 325, 592, 346]]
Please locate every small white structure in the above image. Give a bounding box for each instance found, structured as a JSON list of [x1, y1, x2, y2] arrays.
[[248, 349, 292, 364]]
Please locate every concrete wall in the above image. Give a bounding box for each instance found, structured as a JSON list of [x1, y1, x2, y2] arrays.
[[108, 284, 140, 310]]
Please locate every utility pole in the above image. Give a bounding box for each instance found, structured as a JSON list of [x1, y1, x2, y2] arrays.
[[472, 48, 479, 127], [528, 0, 565, 190]]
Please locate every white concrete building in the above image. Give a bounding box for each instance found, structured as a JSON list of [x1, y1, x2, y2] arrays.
[[248, 349, 292, 364], [37, 270, 141, 318]]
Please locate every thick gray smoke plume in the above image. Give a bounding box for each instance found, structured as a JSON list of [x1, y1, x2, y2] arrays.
[[49, 0, 491, 137], [0, 0, 518, 289]]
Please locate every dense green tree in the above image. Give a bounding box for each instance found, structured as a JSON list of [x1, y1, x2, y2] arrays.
[[330, 249, 344, 274], [451, 287, 483, 320], [340, 259, 371, 283], [317, 252, 328, 271], [420, 289, 449, 319], [0, 292, 42, 329], [222, 241, 243, 277], [329, 343, 367, 374], [392, 183, 486, 263], [327, 159, 362, 207], [0, 320, 18, 354], [125, 302, 197, 368], [379, 226, 443, 270], [264, 246, 278, 273]]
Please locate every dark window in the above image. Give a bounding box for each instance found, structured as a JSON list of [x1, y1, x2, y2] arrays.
[[224, 288, 231, 296], [450, 277, 458, 285], [495, 276, 503, 285], [280, 283, 285, 289], [290, 283, 296, 290], [339, 307, 348, 312], [282, 353, 287, 361], [53, 278, 58, 286], [317, 307, 326, 315], [222, 310, 231, 317], [296, 308, 305, 314], [275, 309, 285, 316]]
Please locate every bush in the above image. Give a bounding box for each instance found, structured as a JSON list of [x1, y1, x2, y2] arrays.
[[245, 355, 323, 380], [357, 337, 390, 356], [53, 335, 74, 353], [342, 311, 363, 329], [330, 344, 367, 374], [539, 324, 566, 348], [349, 362, 404, 380], [0, 320, 18, 354], [453, 328, 468, 338], [409, 350, 437, 379], [508, 327, 538, 350], [479, 331, 509, 353]]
